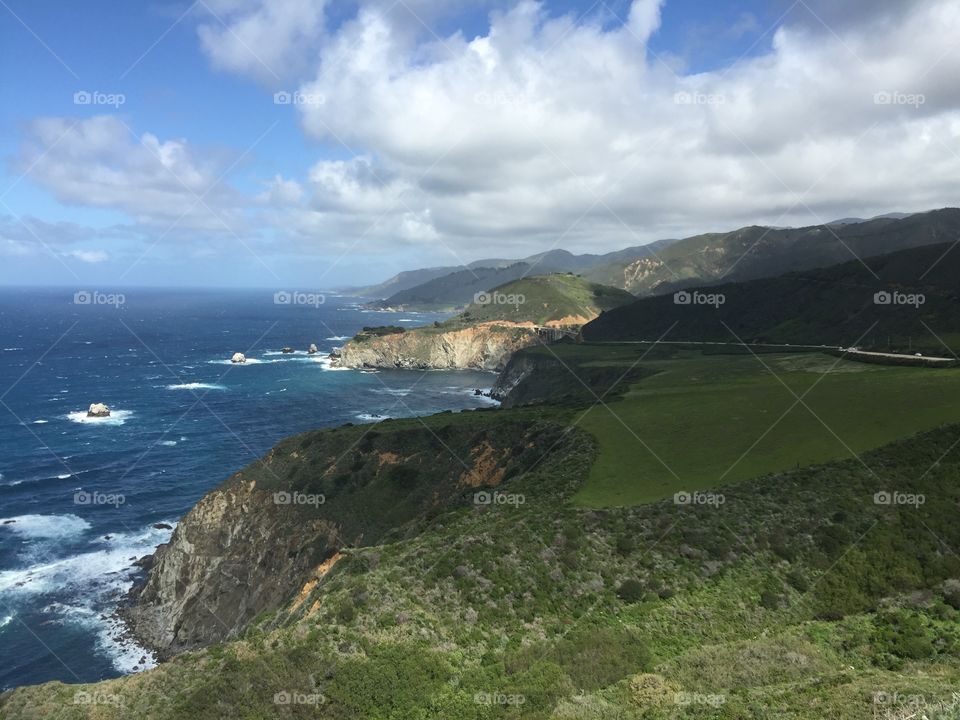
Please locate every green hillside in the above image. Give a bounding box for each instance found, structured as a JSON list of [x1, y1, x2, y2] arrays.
[[449, 273, 635, 327], [582, 239, 960, 353], [582, 207, 960, 295]]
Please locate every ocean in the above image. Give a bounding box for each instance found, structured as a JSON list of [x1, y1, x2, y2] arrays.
[[0, 288, 498, 690]]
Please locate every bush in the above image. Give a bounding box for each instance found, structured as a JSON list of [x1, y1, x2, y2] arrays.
[[616, 579, 644, 603]]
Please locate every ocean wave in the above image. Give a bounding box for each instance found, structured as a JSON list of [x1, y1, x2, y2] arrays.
[[355, 413, 390, 423], [206, 357, 266, 365], [0, 513, 91, 540], [326, 335, 350, 341], [65, 409, 134, 425], [314, 356, 349, 371], [166, 382, 227, 391], [373, 388, 412, 396], [0, 521, 175, 673], [159, 440, 177, 446], [31, 419, 48, 424]]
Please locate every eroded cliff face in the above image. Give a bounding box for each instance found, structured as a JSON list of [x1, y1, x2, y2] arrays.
[[124, 418, 567, 659], [124, 477, 340, 659], [335, 323, 539, 371]]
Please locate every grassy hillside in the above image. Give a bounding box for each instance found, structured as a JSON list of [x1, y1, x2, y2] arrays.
[[499, 343, 960, 506], [582, 207, 960, 295], [6, 388, 960, 718], [447, 273, 635, 327], [582, 239, 960, 353]]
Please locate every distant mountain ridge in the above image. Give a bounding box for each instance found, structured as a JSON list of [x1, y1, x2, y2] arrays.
[[348, 209, 958, 311], [581, 238, 960, 352]]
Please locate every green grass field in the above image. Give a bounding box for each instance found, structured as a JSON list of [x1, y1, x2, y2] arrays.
[[571, 347, 960, 506]]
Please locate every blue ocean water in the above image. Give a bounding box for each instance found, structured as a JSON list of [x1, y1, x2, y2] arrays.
[[0, 288, 498, 690]]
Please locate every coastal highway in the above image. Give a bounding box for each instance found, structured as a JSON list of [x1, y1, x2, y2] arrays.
[[593, 340, 956, 364]]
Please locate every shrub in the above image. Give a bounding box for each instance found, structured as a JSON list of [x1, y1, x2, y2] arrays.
[[616, 579, 644, 603]]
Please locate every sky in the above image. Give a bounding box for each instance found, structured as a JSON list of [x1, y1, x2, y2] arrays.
[[0, 0, 958, 288]]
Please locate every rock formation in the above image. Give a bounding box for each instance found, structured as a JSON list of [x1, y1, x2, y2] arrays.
[[87, 403, 111, 417], [231, 352, 246, 364], [308, 343, 318, 354]]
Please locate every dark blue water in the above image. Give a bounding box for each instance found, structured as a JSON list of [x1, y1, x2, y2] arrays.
[[0, 288, 498, 690]]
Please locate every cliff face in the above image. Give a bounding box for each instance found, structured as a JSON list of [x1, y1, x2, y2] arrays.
[[124, 418, 566, 658], [336, 323, 539, 371], [124, 478, 339, 658]]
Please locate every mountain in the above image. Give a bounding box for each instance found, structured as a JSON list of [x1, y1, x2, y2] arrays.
[[334, 274, 634, 370], [357, 246, 674, 310], [581, 239, 960, 352], [351, 209, 959, 310], [582, 208, 960, 297]]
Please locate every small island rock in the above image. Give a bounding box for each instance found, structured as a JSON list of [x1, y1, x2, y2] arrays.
[[87, 403, 111, 417], [231, 352, 246, 364]]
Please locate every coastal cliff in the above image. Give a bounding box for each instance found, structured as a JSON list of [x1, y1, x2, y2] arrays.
[[123, 416, 567, 658], [335, 322, 539, 371]]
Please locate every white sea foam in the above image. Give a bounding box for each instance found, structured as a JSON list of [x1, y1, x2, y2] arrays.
[[0, 521, 175, 673], [31, 419, 48, 424], [159, 440, 177, 446], [355, 413, 390, 423], [314, 356, 349, 371], [0, 513, 91, 540], [65, 409, 134, 425], [374, 388, 412, 396], [326, 335, 350, 341], [207, 357, 264, 365], [166, 382, 227, 391]]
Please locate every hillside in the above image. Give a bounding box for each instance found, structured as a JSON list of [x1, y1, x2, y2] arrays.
[[6, 360, 960, 718], [582, 239, 960, 352], [335, 274, 634, 370], [582, 207, 960, 296], [362, 246, 670, 310]]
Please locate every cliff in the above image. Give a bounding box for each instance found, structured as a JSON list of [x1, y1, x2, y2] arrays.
[[335, 322, 539, 371], [123, 416, 567, 658]]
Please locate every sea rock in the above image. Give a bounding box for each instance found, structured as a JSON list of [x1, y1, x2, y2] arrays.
[[308, 343, 318, 354], [281, 347, 294, 354], [87, 403, 111, 417], [231, 352, 246, 364], [152, 523, 173, 530]]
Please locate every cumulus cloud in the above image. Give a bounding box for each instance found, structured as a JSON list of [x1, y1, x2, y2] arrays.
[[263, 0, 960, 257], [18, 116, 246, 232], [17, 0, 960, 273]]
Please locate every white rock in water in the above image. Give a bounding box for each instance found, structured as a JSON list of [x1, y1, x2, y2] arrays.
[[231, 352, 246, 364], [308, 343, 318, 354], [87, 403, 111, 417]]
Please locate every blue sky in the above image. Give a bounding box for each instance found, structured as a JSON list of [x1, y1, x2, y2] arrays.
[[0, 0, 956, 287]]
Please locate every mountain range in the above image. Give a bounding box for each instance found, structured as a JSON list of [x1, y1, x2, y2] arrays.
[[348, 209, 960, 311]]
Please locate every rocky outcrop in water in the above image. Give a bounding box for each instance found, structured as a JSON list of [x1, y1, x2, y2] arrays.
[[87, 403, 111, 417], [231, 352, 246, 363]]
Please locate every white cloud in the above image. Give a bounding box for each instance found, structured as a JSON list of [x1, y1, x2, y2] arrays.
[[18, 116, 245, 232], [64, 249, 110, 263], [16, 0, 960, 276]]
